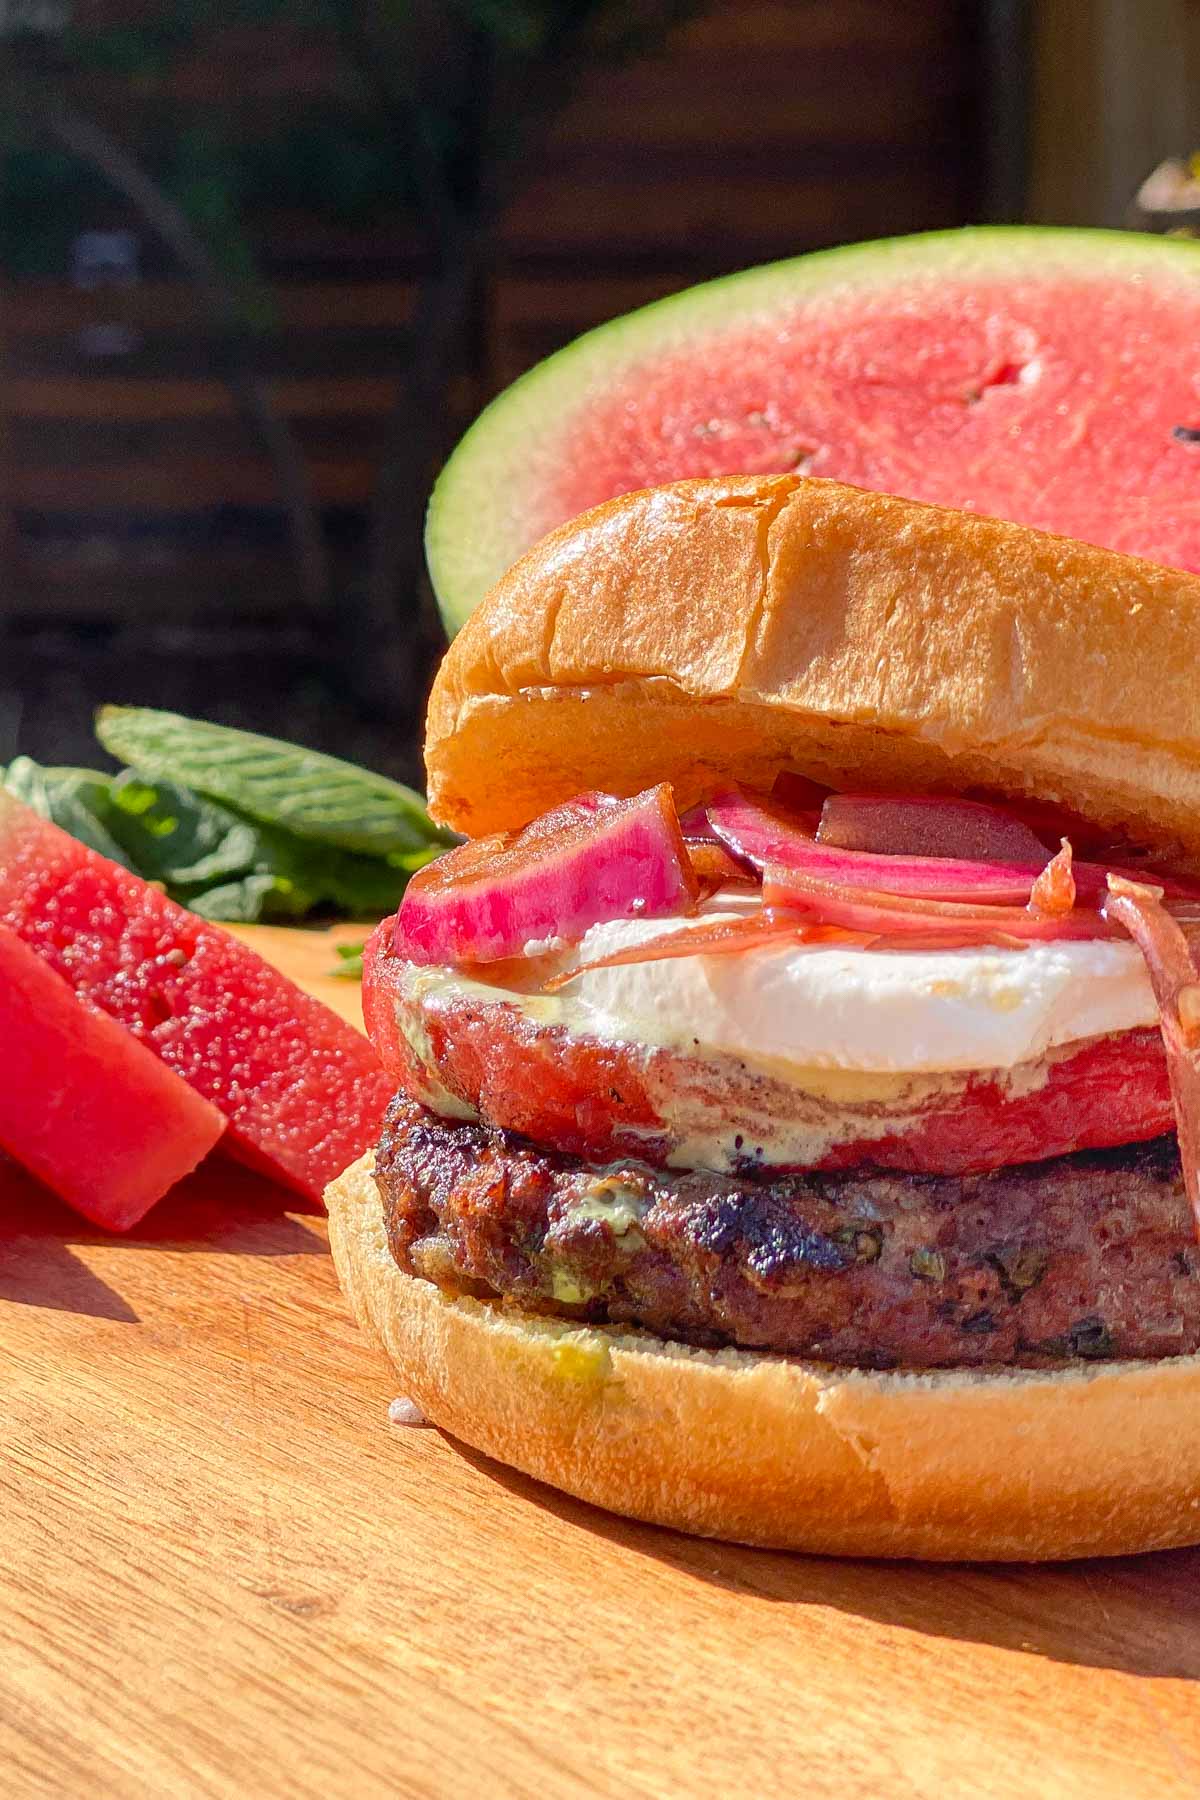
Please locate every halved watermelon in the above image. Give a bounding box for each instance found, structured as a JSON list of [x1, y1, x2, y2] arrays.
[[0, 922, 224, 1230], [0, 792, 391, 1202], [428, 227, 1200, 632]]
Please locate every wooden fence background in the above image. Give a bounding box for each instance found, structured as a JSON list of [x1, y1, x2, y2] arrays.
[[1029, 0, 1200, 227], [0, 0, 981, 771]]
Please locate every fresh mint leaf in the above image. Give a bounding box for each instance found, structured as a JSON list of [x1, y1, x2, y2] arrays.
[[96, 705, 454, 857], [185, 872, 307, 923], [390, 845, 443, 875], [106, 770, 264, 887], [301, 840, 414, 917], [7, 728, 440, 929], [2, 757, 133, 867], [329, 941, 366, 980], [104, 770, 412, 922]]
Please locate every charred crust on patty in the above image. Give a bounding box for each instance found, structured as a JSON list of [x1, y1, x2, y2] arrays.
[[373, 1096, 1200, 1371]]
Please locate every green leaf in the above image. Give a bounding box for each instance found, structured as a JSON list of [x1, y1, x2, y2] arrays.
[[185, 872, 310, 923], [300, 839, 415, 917], [2, 758, 134, 868], [105, 770, 265, 888], [102, 769, 412, 922], [6, 732, 431, 926], [329, 941, 366, 980], [96, 706, 452, 857]]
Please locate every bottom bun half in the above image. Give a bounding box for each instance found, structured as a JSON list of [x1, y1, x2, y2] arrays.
[[326, 1152, 1200, 1561]]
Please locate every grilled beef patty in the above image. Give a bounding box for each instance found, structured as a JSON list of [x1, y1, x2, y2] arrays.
[[375, 1097, 1200, 1369]]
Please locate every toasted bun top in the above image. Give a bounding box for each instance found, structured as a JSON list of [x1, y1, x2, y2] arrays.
[[425, 474, 1200, 863]]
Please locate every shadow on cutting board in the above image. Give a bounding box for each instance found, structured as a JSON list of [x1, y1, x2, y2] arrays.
[[452, 1440, 1200, 1682], [0, 1234, 140, 1322], [0, 1152, 325, 1323]]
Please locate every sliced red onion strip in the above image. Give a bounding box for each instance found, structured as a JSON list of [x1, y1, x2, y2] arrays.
[[685, 838, 758, 894], [762, 863, 1115, 941], [541, 911, 871, 993], [1103, 875, 1200, 1239], [708, 785, 1200, 908], [770, 769, 830, 823], [395, 785, 698, 965], [818, 792, 1049, 864], [677, 804, 715, 837], [710, 786, 1043, 902], [866, 928, 1030, 953]]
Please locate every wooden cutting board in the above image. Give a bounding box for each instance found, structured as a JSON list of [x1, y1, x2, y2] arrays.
[[2, 924, 1198, 1799]]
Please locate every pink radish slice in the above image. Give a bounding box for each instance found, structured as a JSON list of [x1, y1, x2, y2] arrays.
[[394, 785, 698, 966], [817, 792, 1049, 863]]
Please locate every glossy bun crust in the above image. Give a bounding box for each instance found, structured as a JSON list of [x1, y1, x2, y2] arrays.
[[426, 474, 1200, 869], [327, 1153, 1200, 1561]]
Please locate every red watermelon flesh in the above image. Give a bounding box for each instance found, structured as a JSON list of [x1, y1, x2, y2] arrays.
[[427, 229, 1200, 632], [553, 275, 1200, 568], [0, 922, 225, 1230], [0, 793, 391, 1202], [362, 923, 1176, 1177]]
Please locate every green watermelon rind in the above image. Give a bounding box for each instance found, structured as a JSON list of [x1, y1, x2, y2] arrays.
[[427, 225, 1200, 634]]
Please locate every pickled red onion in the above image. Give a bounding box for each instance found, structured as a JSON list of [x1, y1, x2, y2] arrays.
[[686, 839, 757, 894], [708, 785, 1200, 906], [761, 865, 1116, 942], [542, 911, 870, 993], [770, 769, 829, 823], [710, 787, 1044, 902], [1103, 875, 1200, 1239], [867, 929, 1030, 952], [677, 804, 715, 837], [817, 793, 1049, 864]]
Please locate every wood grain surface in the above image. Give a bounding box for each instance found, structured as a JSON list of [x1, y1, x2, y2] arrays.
[[2, 925, 1199, 1800]]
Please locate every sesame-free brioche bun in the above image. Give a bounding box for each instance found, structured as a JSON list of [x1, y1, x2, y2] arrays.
[[344, 475, 1200, 1559], [425, 474, 1200, 868], [327, 1153, 1200, 1561]]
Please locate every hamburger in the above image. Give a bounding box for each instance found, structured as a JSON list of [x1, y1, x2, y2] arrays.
[[327, 473, 1200, 1561]]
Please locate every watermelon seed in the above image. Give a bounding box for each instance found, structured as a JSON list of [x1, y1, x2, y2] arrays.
[[1173, 424, 1200, 443], [792, 445, 817, 473]]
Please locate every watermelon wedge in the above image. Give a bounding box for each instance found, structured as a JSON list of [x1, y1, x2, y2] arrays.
[[0, 922, 224, 1230], [0, 792, 391, 1202], [428, 226, 1200, 632]]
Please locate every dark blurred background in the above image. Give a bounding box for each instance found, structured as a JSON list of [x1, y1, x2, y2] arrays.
[[0, 1, 1192, 781]]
